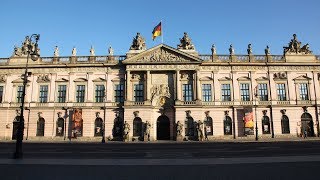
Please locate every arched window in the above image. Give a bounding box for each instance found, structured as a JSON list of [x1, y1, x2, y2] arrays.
[[133, 117, 142, 137], [224, 116, 232, 135], [262, 116, 271, 134], [301, 112, 314, 137], [94, 117, 103, 137], [281, 115, 290, 134], [56, 118, 64, 136], [37, 118, 45, 136], [185, 116, 194, 136], [204, 117, 213, 136]]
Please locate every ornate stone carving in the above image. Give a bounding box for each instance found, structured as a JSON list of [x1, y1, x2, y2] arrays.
[[265, 45, 271, 55], [273, 72, 287, 79], [131, 73, 144, 81], [283, 34, 312, 55], [211, 44, 216, 55], [181, 72, 193, 80], [177, 32, 195, 50], [129, 32, 146, 50], [137, 48, 189, 62], [229, 44, 235, 55], [72, 47, 77, 56], [0, 74, 6, 83], [108, 46, 114, 55], [37, 74, 50, 83], [12, 36, 40, 57], [176, 121, 183, 136], [151, 84, 171, 106], [90, 46, 95, 56]]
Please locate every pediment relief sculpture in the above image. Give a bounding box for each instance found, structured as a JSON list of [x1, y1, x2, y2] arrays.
[[218, 77, 232, 81], [181, 72, 193, 80], [293, 75, 311, 81], [129, 32, 146, 50], [199, 76, 213, 81], [177, 32, 195, 50], [12, 78, 31, 84], [37, 74, 50, 83], [55, 78, 69, 82], [151, 84, 171, 107], [237, 76, 250, 81], [73, 78, 88, 82], [92, 77, 106, 82], [255, 76, 269, 81], [131, 73, 144, 81], [283, 34, 312, 55], [136, 48, 189, 62]]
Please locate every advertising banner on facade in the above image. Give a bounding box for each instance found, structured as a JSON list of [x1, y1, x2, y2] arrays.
[[72, 108, 83, 137], [244, 110, 254, 135]]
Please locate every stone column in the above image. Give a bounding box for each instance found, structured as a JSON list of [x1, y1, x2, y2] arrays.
[[146, 71, 151, 100], [87, 72, 93, 102], [126, 70, 131, 101], [176, 70, 181, 101], [196, 70, 201, 101]]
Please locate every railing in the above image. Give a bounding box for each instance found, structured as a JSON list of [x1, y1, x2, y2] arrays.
[[73, 103, 86, 107], [276, 101, 290, 105], [183, 101, 197, 105], [54, 103, 68, 107], [95, 56, 107, 61], [77, 56, 89, 62], [254, 55, 267, 61], [59, 57, 70, 62], [0, 58, 9, 63], [236, 55, 249, 61], [240, 101, 253, 105], [202, 101, 215, 106], [199, 55, 212, 61], [297, 100, 312, 105], [36, 103, 49, 107], [217, 55, 230, 62], [271, 55, 284, 61], [41, 57, 53, 62], [220, 101, 234, 106], [258, 101, 272, 105]]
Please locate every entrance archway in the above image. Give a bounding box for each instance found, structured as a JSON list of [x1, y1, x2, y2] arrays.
[[301, 112, 314, 137], [157, 115, 170, 140], [12, 116, 20, 140]]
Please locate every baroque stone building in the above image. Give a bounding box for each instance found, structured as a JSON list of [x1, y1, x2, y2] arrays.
[[0, 33, 319, 141]]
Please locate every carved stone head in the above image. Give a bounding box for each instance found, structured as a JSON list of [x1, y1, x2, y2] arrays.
[[280, 109, 286, 115], [96, 112, 100, 118], [185, 110, 191, 117], [262, 110, 267, 116], [205, 111, 210, 117], [133, 111, 139, 117], [224, 111, 229, 116], [302, 106, 308, 113], [57, 112, 62, 118]]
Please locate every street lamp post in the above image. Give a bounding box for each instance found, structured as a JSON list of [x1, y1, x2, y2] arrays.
[[13, 34, 40, 159], [254, 88, 258, 141], [25, 107, 30, 140], [101, 100, 106, 143]]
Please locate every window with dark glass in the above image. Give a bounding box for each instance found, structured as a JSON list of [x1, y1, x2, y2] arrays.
[[277, 83, 286, 101], [224, 116, 232, 135], [114, 84, 124, 103], [183, 84, 193, 101], [262, 116, 271, 134], [37, 118, 45, 136], [202, 84, 212, 102], [95, 85, 105, 103], [258, 83, 268, 101], [221, 84, 231, 101], [57, 85, 67, 103], [299, 83, 309, 100], [134, 84, 144, 102], [39, 85, 48, 103], [76, 85, 85, 103], [0, 86, 3, 103], [240, 83, 250, 101], [17, 86, 23, 103]]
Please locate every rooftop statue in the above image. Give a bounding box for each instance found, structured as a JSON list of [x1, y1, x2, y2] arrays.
[[108, 46, 114, 55], [54, 46, 59, 57], [90, 46, 95, 56], [247, 44, 252, 55], [283, 34, 312, 54], [211, 44, 216, 55], [229, 44, 235, 55], [72, 47, 77, 56], [12, 36, 40, 57], [177, 32, 195, 50], [129, 32, 146, 50], [265, 45, 271, 55]]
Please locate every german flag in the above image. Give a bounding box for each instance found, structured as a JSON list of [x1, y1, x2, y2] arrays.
[[152, 22, 162, 40]]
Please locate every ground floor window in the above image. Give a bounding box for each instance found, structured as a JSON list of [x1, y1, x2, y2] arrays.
[[224, 116, 232, 135], [94, 117, 103, 136], [204, 117, 213, 136], [262, 116, 271, 134], [37, 118, 45, 136], [281, 115, 290, 134], [133, 117, 143, 137], [56, 118, 64, 136]]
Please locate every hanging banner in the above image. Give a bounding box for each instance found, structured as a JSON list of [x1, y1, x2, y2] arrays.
[[243, 110, 254, 135], [72, 108, 83, 137]]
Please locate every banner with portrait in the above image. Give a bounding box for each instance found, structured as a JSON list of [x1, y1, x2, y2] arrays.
[[72, 108, 83, 137], [243, 110, 254, 135]]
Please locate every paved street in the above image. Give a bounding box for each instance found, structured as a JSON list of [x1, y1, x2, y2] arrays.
[[0, 140, 320, 179]]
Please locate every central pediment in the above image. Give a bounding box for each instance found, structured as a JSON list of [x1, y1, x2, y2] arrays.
[[122, 44, 201, 64]]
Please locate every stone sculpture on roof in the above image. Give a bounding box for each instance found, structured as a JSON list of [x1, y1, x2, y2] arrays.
[[129, 32, 146, 50], [12, 36, 40, 57], [177, 32, 195, 50], [283, 34, 312, 55]]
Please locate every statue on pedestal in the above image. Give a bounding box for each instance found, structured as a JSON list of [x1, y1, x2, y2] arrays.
[[283, 34, 312, 54], [129, 32, 146, 50], [211, 44, 216, 55], [90, 46, 95, 56], [108, 46, 114, 55], [123, 121, 130, 142], [54, 46, 59, 57], [229, 44, 234, 55], [144, 120, 151, 141], [72, 47, 77, 56], [197, 120, 204, 141], [265, 45, 270, 55], [176, 121, 184, 141], [247, 44, 252, 55], [177, 32, 195, 50]]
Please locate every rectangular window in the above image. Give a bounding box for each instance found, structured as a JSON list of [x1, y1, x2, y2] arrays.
[[240, 83, 250, 101], [134, 84, 144, 102], [95, 85, 105, 103], [299, 83, 309, 100], [277, 83, 286, 101], [76, 85, 85, 103], [114, 84, 124, 103], [17, 86, 23, 103], [258, 83, 268, 101], [39, 85, 48, 103], [57, 85, 67, 103], [221, 84, 231, 101], [183, 84, 193, 101], [202, 84, 212, 102], [0, 86, 3, 103]]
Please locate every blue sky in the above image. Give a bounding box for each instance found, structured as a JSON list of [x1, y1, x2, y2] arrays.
[[0, 0, 319, 57]]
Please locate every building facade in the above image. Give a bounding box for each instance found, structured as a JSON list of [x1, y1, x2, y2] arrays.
[[0, 33, 319, 141]]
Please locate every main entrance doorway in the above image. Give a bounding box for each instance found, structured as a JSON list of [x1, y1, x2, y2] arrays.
[[157, 115, 170, 140], [301, 112, 314, 137]]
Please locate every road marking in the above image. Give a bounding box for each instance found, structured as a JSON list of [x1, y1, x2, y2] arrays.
[[1, 155, 320, 166]]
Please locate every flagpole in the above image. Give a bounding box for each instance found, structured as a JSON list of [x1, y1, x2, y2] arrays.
[[161, 20, 163, 44]]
